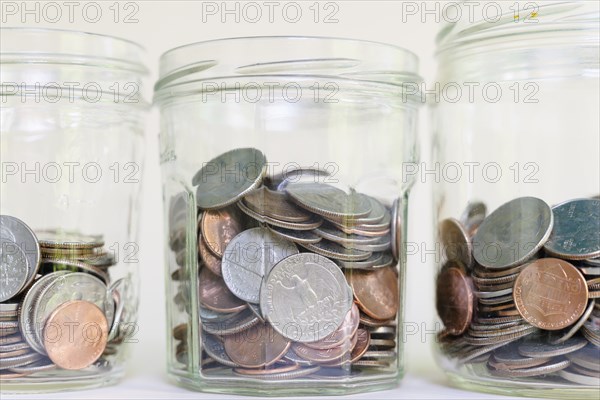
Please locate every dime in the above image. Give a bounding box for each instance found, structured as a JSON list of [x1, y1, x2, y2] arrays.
[[193, 148, 267, 210], [243, 186, 311, 223], [462, 326, 536, 346], [299, 240, 372, 262], [267, 225, 321, 245], [223, 323, 290, 368], [489, 358, 571, 378], [439, 218, 472, 268], [202, 332, 239, 367], [518, 336, 587, 358], [286, 183, 371, 220], [347, 266, 398, 321], [472, 197, 553, 269], [544, 199, 600, 260], [222, 227, 298, 304], [569, 363, 600, 378], [0, 215, 40, 289], [260, 253, 352, 343], [44, 301, 108, 370], [198, 235, 223, 276], [0, 238, 29, 302], [436, 265, 474, 335], [513, 258, 588, 330], [201, 207, 242, 258], [198, 267, 246, 313]]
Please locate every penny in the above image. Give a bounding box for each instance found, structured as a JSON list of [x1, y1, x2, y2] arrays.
[[489, 346, 551, 370], [198, 235, 223, 276], [439, 218, 473, 268], [1, 216, 40, 289], [300, 240, 372, 262], [347, 266, 398, 321], [198, 267, 247, 313], [202, 309, 260, 336], [43, 300, 108, 370], [550, 300, 596, 344], [566, 345, 600, 372], [544, 199, 600, 260], [286, 183, 371, 220], [558, 368, 600, 386], [293, 334, 357, 363], [513, 258, 588, 330], [473, 197, 553, 269], [435, 265, 474, 335], [489, 358, 570, 378], [222, 227, 298, 304], [261, 253, 352, 343], [518, 336, 587, 358], [202, 332, 239, 368], [201, 207, 243, 258], [359, 313, 396, 328], [304, 304, 359, 350], [0, 238, 29, 302], [267, 225, 321, 245], [223, 323, 290, 368], [243, 186, 311, 223], [192, 148, 267, 210]]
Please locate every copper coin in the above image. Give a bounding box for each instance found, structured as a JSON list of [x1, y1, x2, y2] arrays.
[[173, 324, 187, 341], [201, 207, 242, 258], [513, 258, 588, 330], [198, 234, 222, 276], [304, 304, 359, 350], [223, 323, 290, 368], [347, 266, 398, 321], [439, 218, 473, 268], [322, 328, 371, 367], [293, 333, 358, 364], [435, 265, 474, 335], [43, 300, 108, 370], [359, 313, 395, 328], [243, 186, 311, 223], [198, 267, 246, 314]]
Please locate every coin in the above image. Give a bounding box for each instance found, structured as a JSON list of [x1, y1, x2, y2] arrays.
[[172, 324, 187, 341], [202, 309, 260, 336], [35, 229, 104, 249], [107, 279, 126, 342], [8, 358, 55, 374], [335, 253, 384, 270], [43, 300, 108, 370], [518, 336, 587, 358], [0, 238, 29, 302], [223, 323, 290, 368], [283, 348, 315, 366], [489, 358, 570, 378], [513, 258, 588, 330], [359, 313, 395, 328], [198, 235, 223, 276], [0, 215, 40, 289], [293, 334, 357, 364], [286, 183, 371, 220], [460, 202, 487, 236], [201, 207, 243, 258], [202, 332, 239, 368], [489, 346, 551, 370], [237, 200, 323, 231], [544, 199, 600, 260], [566, 345, 600, 372], [261, 253, 352, 343], [436, 265, 474, 336], [391, 198, 401, 261], [266, 167, 330, 191], [439, 218, 473, 268], [233, 363, 299, 376], [314, 226, 382, 247], [40, 258, 109, 285], [550, 300, 596, 344], [304, 304, 359, 350], [0, 352, 42, 370], [222, 227, 298, 304], [462, 326, 536, 346], [300, 240, 372, 262], [473, 197, 553, 269], [267, 225, 322, 245], [243, 186, 311, 223], [348, 266, 399, 321], [236, 365, 322, 380], [198, 267, 246, 313], [558, 368, 600, 386]]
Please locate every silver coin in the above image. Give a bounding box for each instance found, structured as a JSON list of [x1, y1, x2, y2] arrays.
[[314, 226, 381, 247], [35, 229, 104, 249], [199, 307, 239, 323], [299, 240, 372, 262], [40, 258, 109, 285], [473, 197, 553, 269], [286, 183, 371, 220], [0, 341, 29, 353], [558, 368, 600, 386], [85, 252, 117, 269], [201, 332, 240, 368], [579, 266, 600, 276], [247, 302, 265, 323], [192, 148, 267, 210], [489, 358, 570, 378], [235, 365, 322, 380], [0, 304, 18, 314], [267, 225, 322, 245], [0, 215, 40, 289], [202, 309, 259, 336], [475, 287, 514, 299], [460, 201, 487, 235], [221, 227, 298, 304], [518, 336, 588, 358], [544, 199, 600, 260], [335, 253, 384, 270], [583, 258, 600, 268], [260, 253, 352, 343], [369, 326, 396, 336], [351, 196, 388, 226], [0, 238, 29, 302], [266, 167, 330, 191], [0, 352, 42, 370], [439, 218, 473, 268], [346, 235, 391, 253], [107, 279, 126, 342], [237, 200, 322, 231], [566, 345, 600, 372], [283, 348, 315, 366], [550, 300, 596, 344], [33, 272, 113, 354], [391, 198, 402, 261], [9, 358, 55, 374], [361, 350, 396, 360]]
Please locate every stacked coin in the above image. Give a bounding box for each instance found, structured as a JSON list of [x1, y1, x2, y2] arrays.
[[436, 197, 600, 385], [0, 215, 124, 378], [170, 148, 402, 379]]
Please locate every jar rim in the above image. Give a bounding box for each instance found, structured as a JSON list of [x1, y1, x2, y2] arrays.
[[155, 35, 421, 94], [0, 27, 147, 73]]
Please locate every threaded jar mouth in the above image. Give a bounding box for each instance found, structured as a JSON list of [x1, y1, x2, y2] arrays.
[[154, 36, 423, 103]]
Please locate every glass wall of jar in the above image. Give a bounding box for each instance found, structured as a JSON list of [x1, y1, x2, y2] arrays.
[[156, 36, 422, 396], [0, 28, 147, 391], [432, 2, 599, 398]]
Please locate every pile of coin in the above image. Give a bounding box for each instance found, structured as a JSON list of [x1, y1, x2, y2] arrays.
[[169, 147, 402, 379], [436, 197, 600, 386], [1, 215, 125, 379]]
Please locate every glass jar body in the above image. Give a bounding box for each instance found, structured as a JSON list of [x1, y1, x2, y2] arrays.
[[158, 37, 420, 396], [432, 7, 600, 399]]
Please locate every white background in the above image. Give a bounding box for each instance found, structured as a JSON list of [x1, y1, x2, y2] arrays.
[[1, 1, 541, 399]]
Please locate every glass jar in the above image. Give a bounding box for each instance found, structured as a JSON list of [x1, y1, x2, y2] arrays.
[[432, 2, 600, 398], [156, 36, 422, 396], [0, 28, 147, 391]]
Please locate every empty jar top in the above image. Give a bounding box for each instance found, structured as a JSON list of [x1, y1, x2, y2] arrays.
[[154, 36, 423, 101]]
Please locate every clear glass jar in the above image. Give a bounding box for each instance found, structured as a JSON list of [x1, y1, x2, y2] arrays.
[[432, 2, 600, 398], [0, 28, 147, 391], [156, 36, 422, 396]]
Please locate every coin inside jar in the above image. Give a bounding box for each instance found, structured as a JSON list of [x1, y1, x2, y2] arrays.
[[198, 267, 247, 314], [347, 266, 398, 321], [242, 186, 312, 223], [223, 323, 290, 368], [200, 206, 243, 258], [435, 265, 474, 336]]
